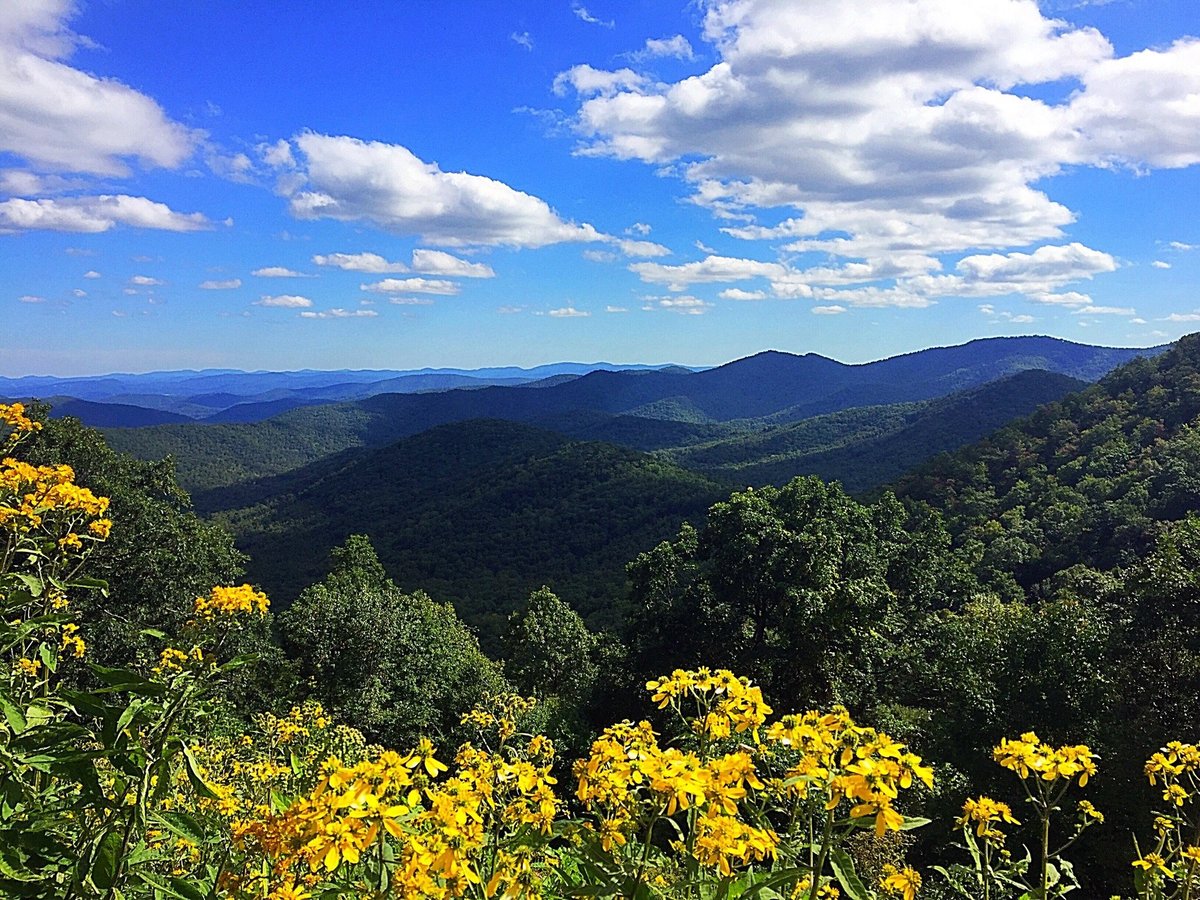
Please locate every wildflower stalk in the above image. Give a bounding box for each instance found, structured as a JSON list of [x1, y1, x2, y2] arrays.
[[808, 808, 836, 900]]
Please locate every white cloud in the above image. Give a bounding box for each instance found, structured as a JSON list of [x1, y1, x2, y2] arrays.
[[643, 295, 713, 315], [583, 249, 618, 263], [129, 275, 163, 286], [1071, 304, 1135, 315], [630, 254, 786, 289], [0, 168, 83, 196], [18, 294, 44, 303], [497, 305, 524, 314], [313, 252, 408, 274], [83, 269, 99, 278], [572, 4, 614, 28], [955, 243, 1117, 284], [388, 296, 435, 306], [299, 308, 379, 319], [511, 31, 534, 51], [1164, 312, 1200, 323], [548, 306, 591, 317], [277, 132, 604, 248], [1011, 314, 1035, 324], [1169, 241, 1195, 251], [637, 35, 695, 60], [0, 195, 210, 233], [605, 305, 628, 313], [255, 294, 313, 308], [811, 305, 847, 315], [0, 0, 196, 175], [553, 65, 646, 98], [71, 288, 85, 297], [252, 266, 309, 277], [361, 277, 460, 296], [199, 278, 241, 290], [719, 288, 767, 300], [1152, 260, 1172, 269], [558, 0, 1200, 301], [626, 222, 652, 235], [615, 238, 670, 258], [411, 248, 495, 278]]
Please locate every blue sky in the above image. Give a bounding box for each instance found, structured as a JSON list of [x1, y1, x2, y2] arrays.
[[2, 0, 1199, 375]]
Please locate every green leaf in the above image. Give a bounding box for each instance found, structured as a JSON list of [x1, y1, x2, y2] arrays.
[[67, 574, 109, 592], [115, 698, 147, 737], [152, 811, 209, 846], [91, 828, 123, 891], [37, 643, 57, 674], [12, 573, 43, 597], [830, 848, 872, 900], [179, 742, 219, 801], [738, 868, 809, 899], [0, 697, 27, 734], [899, 815, 932, 830]]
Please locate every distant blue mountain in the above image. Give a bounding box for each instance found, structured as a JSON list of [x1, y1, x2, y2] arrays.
[[0, 361, 691, 424]]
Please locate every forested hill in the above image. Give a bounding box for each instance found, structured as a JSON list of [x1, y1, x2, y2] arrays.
[[105, 335, 1163, 494], [659, 369, 1086, 491], [895, 332, 1200, 592], [212, 419, 729, 641]]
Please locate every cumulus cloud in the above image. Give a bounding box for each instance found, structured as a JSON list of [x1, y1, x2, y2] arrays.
[[1152, 260, 1172, 269], [511, 31, 534, 51], [361, 278, 460, 295], [273, 132, 604, 248], [199, 278, 241, 289], [129, 275, 163, 286], [255, 294, 313, 308], [811, 305, 847, 315], [720, 288, 767, 300], [252, 266, 309, 277], [1169, 241, 1196, 251], [18, 294, 44, 304], [0, 195, 210, 233], [548, 306, 591, 317], [83, 270, 99, 278], [553, 65, 646, 98], [313, 252, 408, 274], [605, 305, 628, 313], [1165, 312, 1200, 322], [299, 308, 379, 319], [0, 0, 196, 175], [556, 0, 1200, 302], [626, 222, 652, 236], [389, 296, 435, 306], [411, 248, 495, 278]]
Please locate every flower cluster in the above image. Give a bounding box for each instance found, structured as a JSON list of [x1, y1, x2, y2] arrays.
[[764, 706, 935, 837], [647, 667, 773, 740], [992, 731, 1098, 786], [192, 583, 269, 620], [0, 402, 42, 440], [958, 796, 1020, 845], [1131, 741, 1200, 890]]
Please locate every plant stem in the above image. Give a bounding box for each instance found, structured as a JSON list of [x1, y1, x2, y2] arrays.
[[1040, 812, 1051, 900], [808, 810, 835, 900]]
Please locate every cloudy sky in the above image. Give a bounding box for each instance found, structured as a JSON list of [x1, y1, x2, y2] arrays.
[[2, 0, 1199, 375]]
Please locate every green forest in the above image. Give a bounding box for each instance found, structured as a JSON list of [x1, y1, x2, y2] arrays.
[[5, 336, 1200, 898]]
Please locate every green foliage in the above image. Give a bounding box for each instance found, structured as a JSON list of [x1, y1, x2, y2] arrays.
[[223, 420, 728, 648], [623, 477, 975, 712], [278, 534, 507, 747]]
